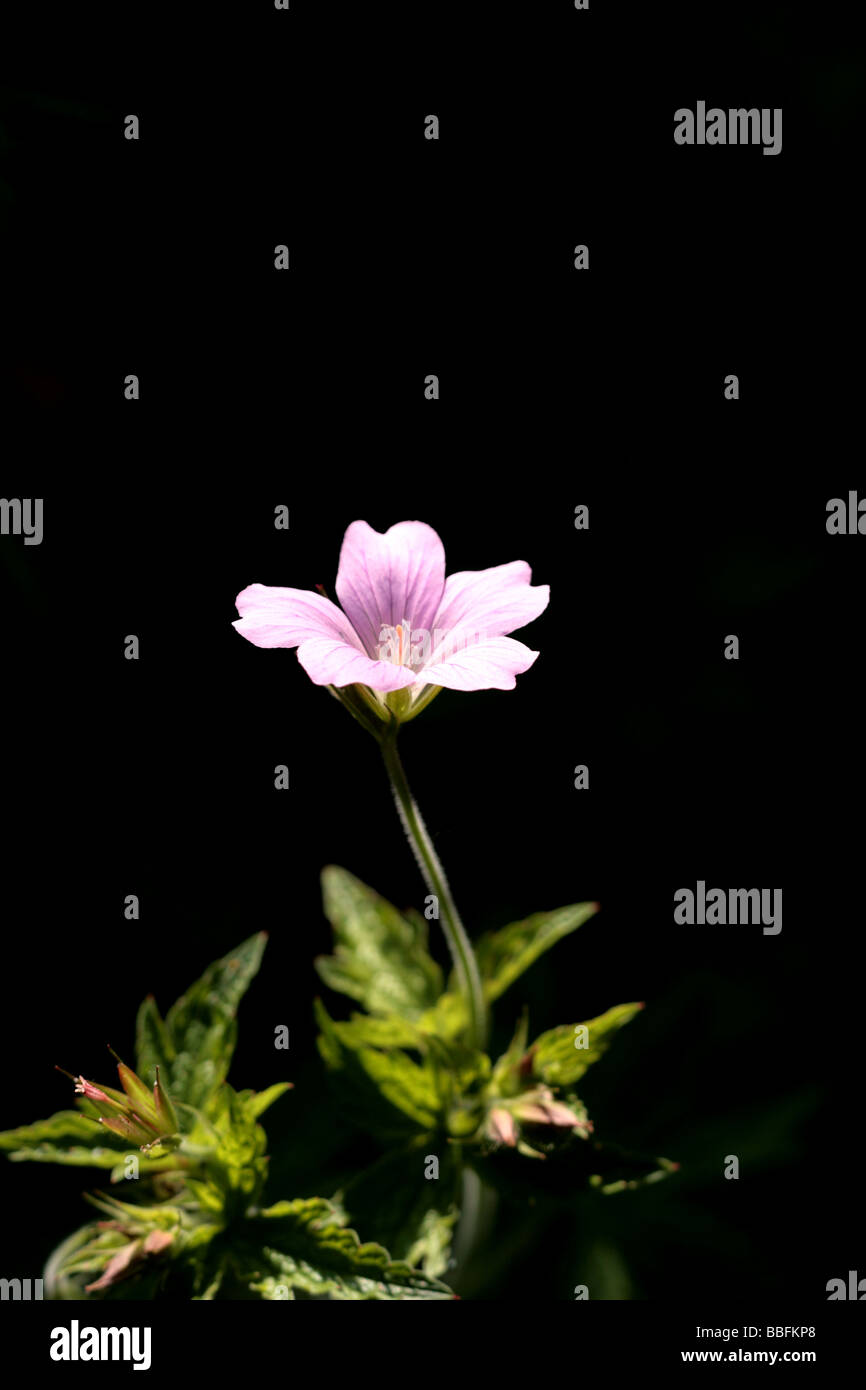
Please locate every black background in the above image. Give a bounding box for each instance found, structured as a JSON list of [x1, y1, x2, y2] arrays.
[[1, 0, 863, 1307]]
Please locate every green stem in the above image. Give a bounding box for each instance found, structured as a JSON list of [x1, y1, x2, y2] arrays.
[[380, 727, 487, 1051]]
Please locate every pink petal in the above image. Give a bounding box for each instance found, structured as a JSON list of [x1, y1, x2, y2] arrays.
[[513, 1103, 552, 1124], [335, 521, 446, 657], [419, 636, 540, 692], [432, 560, 549, 644], [143, 1229, 174, 1255], [296, 636, 417, 691], [538, 1101, 585, 1128], [487, 1108, 518, 1146], [233, 585, 362, 651], [85, 1240, 141, 1293]]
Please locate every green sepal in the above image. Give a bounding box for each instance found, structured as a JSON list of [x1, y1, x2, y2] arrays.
[[98, 1111, 160, 1145], [113, 1058, 160, 1127], [153, 1067, 179, 1133]]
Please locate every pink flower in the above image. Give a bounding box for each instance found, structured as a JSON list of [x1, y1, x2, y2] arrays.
[[59, 1057, 179, 1150], [486, 1108, 519, 1147], [483, 1086, 592, 1156], [233, 521, 549, 700]]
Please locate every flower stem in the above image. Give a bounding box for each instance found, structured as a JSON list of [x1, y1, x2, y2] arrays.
[[380, 726, 487, 1051]]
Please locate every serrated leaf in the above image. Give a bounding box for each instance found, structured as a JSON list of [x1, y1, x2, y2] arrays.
[[405, 1207, 458, 1280], [185, 1179, 226, 1214], [530, 1002, 644, 1087], [338, 1143, 460, 1279], [0, 1111, 162, 1171], [357, 1051, 442, 1129], [316, 866, 443, 1020], [416, 990, 470, 1041], [325, 1014, 427, 1051], [136, 933, 267, 1109], [475, 902, 600, 1003], [250, 1197, 453, 1299], [315, 1000, 443, 1136], [204, 1083, 269, 1196]]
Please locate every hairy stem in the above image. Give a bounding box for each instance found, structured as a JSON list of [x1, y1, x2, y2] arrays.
[[380, 727, 487, 1051]]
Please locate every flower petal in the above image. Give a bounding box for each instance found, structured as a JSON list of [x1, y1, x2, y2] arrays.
[[233, 584, 362, 650], [296, 636, 418, 691], [85, 1240, 142, 1293], [418, 636, 540, 691], [432, 560, 549, 643], [335, 521, 446, 657], [487, 1108, 518, 1146]]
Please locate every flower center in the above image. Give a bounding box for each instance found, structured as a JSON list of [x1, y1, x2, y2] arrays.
[[378, 619, 417, 669]]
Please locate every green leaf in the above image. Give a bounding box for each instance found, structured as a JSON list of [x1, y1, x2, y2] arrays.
[[315, 1003, 492, 1142], [530, 1002, 644, 1088], [135, 995, 174, 1082], [416, 990, 471, 1041], [136, 933, 267, 1109], [357, 1051, 442, 1129], [315, 1000, 443, 1136], [0, 1111, 166, 1171], [248, 1197, 454, 1299], [338, 1143, 460, 1279], [405, 1207, 458, 1280], [204, 1083, 269, 1198], [316, 867, 443, 1020], [239, 1083, 292, 1123], [415, 904, 601, 1044], [476, 902, 600, 1003], [321, 1014, 426, 1051]]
